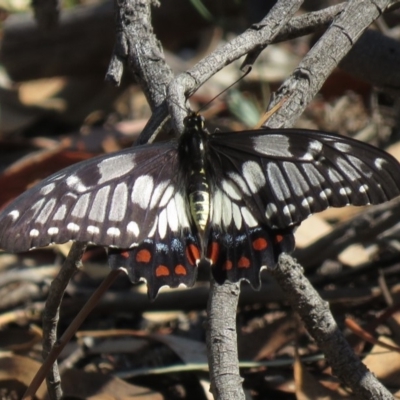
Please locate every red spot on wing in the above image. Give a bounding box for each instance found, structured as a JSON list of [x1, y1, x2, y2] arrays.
[[223, 260, 233, 271], [275, 234, 283, 243], [186, 244, 200, 266], [156, 265, 170, 277], [238, 257, 250, 269], [175, 264, 187, 275], [136, 249, 151, 263], [120, 251, 130, 259], [207, 242, 220, 264], [252, 238, 268, 251]]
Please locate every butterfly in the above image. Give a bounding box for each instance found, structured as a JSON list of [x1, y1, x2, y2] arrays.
[[1, 112, 400, 299]]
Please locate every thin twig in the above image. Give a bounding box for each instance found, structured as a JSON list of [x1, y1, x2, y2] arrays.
[[271, 254, 394, 399], [206, 278, 244, 399], [167, 0, 304, 134], [23, 269, 122, 400], [42, 242, 86, 400], [105, 0, 174, 143], [265, 0, 394, 129]]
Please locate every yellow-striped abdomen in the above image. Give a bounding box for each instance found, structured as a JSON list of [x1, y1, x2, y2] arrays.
[[189, 169, 210, 232]]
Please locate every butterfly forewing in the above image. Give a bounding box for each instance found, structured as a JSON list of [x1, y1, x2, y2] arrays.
[[1, 113, 400, 299], [0, 141, 184, 252], [209, 128, 400, 229]]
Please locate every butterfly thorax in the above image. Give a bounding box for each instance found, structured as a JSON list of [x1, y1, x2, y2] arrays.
[[179, 114, 210, 234]]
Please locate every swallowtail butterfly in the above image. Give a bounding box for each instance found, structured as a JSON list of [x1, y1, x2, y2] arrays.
[[1, 113, 400, 299]]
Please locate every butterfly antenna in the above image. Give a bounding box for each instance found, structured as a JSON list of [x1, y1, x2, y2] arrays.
[[197, 67, 252, 114]]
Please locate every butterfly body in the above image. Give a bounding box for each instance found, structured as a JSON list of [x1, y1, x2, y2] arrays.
[[1, 113, 400, 298], [179, 114, 210, 235]]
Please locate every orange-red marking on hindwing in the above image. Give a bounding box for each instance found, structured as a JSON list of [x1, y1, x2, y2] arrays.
[[223, 260, 233, 271], [275, 234, 283, 243], [120, 251, 130, 259], [136, 249, 151, 263], [252, 238, 268, 251], [156, 265, 170, 277], [186, 244, 201, 266], [207, 242, 220, 264], [175, 265, 187, 275], [238, 257, 251, 269]]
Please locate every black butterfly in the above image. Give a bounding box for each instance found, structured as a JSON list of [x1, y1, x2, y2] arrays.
[[1, 113, 400, 299]]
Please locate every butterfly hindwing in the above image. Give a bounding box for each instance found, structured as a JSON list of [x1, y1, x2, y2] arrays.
[[209, 128, 400, 229], [0, 141, 182, 252], [109, 229, 200, 300], [207, 186, 295, 287]]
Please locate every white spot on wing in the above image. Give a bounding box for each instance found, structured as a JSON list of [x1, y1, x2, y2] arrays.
[[348, 156, 372, 178], [375, 158, 387, 169], [48, 227, 59, 235], [30, 229, 39, 237], [40, 183, 56, 195], [307, 140, 323, 154], [340, 187, 352, 196], [212, 189, 223, 225], [158, 209, 167, 239], [67, 223, 80, 232], [66, 175, 88, 192], [227, 172, 251, 196], [30, 199, 45, 219], [301, 197, 314, 210], [166, 198, 179, 232], [131, 175, 154, 209], [107, 227, 121, 237], [89, 186, 110, 222], [148, 217, 158, 237], [97, 153, 136, 184], [297, 140, 324, 161], [302, 164, 325, 187], [71, 193, 91, 218], [87, 225, 100, 234], [265, 203, 278, 219], [319, 188, 332, 201], [267, 164, 290, 200], [36, 198, 56, 224], [252, 135, 291, 157], [110, 183, 128, 221], [232, 203, 242, 229], [335, 158, 361, 181], [242, 161, 266, 194], [283, 204, 296, 218], [150, 181, 169, 208], [282, 162, 309, 196], [222, 180, 242, 200], [241, 207, 257, 227], [53, 204, 67, 221], [8, 210, 20, 221], [222, 193, 232, 227], [359, 184, 369, 193], [328, 168, 344, 183], [334, 142, 353, 152], [159, 185, 175, 207], [127, 221, 140, 236], [174, 193, 190, 228]]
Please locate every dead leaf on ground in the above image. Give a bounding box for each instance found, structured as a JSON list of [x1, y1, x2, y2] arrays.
[[294, 354, 354, 400], [362, 336, 400, 387], [61, 369, 163, 400], [0, 354, 47, 399]]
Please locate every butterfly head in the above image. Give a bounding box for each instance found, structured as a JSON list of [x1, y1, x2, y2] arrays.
[[183, 112, 205, 132]]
